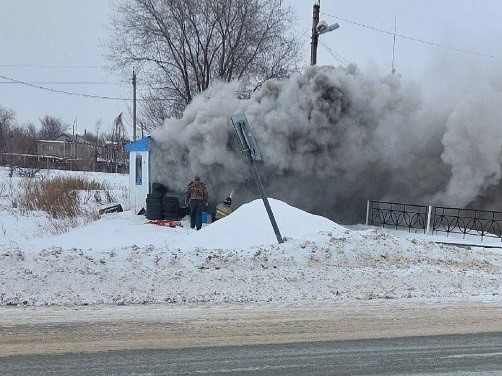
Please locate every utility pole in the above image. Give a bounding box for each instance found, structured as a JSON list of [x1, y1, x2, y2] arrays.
[[132, 68, 137, 141], [310, 0, 321, 65]]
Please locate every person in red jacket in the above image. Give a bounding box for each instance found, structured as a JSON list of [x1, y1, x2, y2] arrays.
[[185, 176, 208, 230]]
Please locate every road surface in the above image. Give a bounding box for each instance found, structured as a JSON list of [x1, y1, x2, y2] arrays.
[[1, 300, 502, 375], [2, 332, 502, 375]]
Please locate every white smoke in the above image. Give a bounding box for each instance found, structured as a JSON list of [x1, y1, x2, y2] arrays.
[[150, 63, 502, 222], [437, 91, 502, 206]]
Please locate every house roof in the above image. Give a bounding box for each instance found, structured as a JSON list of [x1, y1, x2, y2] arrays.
[[37, 133, 91, 144], [37, 140, 66, 144]]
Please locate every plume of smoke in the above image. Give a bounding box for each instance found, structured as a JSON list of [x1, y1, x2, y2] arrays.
[[436, 91, 502, 206], [150, 64, 502, 223]]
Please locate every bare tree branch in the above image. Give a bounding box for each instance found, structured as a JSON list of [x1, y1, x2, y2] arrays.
[[106, 0, 302, 126]]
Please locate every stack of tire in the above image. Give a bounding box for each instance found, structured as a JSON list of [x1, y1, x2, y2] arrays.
[[146, 183, 167, 220], [179, 205, 190, 217], [163, 196, 180, 220]]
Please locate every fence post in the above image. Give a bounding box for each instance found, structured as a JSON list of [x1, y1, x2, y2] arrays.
[[366, 200, 371, 226], [426, 205, 433, 235]]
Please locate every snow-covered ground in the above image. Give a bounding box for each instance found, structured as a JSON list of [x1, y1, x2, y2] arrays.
[[1, 167, 501, 306]]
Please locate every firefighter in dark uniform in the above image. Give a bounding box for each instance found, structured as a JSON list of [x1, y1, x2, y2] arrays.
[[215, 197, 233, 221], [185, 176, 208, 230]]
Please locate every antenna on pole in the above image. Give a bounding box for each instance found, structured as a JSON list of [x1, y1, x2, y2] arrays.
[[391, 16, 397, 74], [132, 68, 137, 141]]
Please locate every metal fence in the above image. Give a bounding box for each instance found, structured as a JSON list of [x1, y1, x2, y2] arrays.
[[432, 206, 502, 241], [367, 201, 430, 233], [367, 200, 502, 242]]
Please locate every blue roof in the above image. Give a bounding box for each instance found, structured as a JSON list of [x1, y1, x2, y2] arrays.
[[126, 137, 151, 152]]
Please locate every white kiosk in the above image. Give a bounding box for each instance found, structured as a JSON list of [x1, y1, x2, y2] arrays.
[[126, 137, 151, 214]]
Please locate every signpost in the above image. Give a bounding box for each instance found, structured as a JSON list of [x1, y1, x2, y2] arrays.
[[230, 115, 283, 244]]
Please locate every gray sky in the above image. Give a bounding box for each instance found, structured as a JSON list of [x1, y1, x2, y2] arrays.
[[1, 0, 501, 137]]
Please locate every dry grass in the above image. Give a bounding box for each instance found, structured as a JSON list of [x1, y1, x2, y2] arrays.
[[19, 176, 106, 219]]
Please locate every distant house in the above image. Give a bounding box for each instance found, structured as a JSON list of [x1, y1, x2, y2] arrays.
[[36, 133, 94, 160], [99, 140, 128, 166], [35, 133, 128, 172]]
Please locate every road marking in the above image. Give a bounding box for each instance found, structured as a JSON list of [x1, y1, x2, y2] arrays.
[[188, 363, 310, 374], [444, 352, 502, 359]]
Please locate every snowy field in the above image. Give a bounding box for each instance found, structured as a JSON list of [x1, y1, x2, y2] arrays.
[[1, 167, 501, 307]]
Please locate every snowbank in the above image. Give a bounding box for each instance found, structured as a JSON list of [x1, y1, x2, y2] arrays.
[[184, 198, 345, 249], [1, 168, 502, 307]]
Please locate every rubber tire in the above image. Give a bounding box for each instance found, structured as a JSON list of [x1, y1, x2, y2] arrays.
[[151, 183, 167, 194], [147, 192, 163, 199], [146, 202, 163, 220], [164, 202, 179, 211], [162, 196, 179, 204], [146, 196, 163, 204], [164, 215, 181, 221]]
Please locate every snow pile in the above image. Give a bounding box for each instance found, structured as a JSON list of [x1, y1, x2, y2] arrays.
[[32, 214, 179, 251], [1, 169, 502, 307], [1, 226, 502, 306], [185, 199, 344, 249]]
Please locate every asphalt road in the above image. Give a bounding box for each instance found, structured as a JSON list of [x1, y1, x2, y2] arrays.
[[2, 332, 502, 375]]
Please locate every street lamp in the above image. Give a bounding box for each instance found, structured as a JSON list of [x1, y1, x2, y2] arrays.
[[316, 20, 339, 35], [311, 1, 340, 65]]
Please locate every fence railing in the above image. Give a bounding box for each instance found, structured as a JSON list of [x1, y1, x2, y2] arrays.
[[367, 200, 502, 242], [432, 206, 502, 241], [367, 201, 430, 233]]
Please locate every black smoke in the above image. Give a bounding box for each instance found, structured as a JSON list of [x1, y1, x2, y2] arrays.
[[150, 64, 502, 223]]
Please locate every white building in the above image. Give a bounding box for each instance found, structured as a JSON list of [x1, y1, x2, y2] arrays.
[[125, 137, 151, 214]]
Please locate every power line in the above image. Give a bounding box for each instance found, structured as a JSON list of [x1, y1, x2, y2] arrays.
[[0, 81, 127, 85], [319, 40, 352, 66], [0, 73, 174, 102], [0, 74, 131, 101], [0, 64, 106, 68], [322, 12, 500, 59]]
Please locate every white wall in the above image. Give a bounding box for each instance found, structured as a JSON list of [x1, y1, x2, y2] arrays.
[[129, 150, 150, 214]]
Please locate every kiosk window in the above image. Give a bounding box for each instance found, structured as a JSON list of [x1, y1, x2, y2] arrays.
[[135, 154, 143, 185]]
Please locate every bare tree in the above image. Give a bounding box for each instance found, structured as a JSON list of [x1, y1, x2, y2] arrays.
[[38, 115, 70, 140], [138, 90, 171, 129], [9, 124, 37, 155], [0, 106, 16, 153], [0, 107, 38, 173], [107, 0, 301, 125]]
